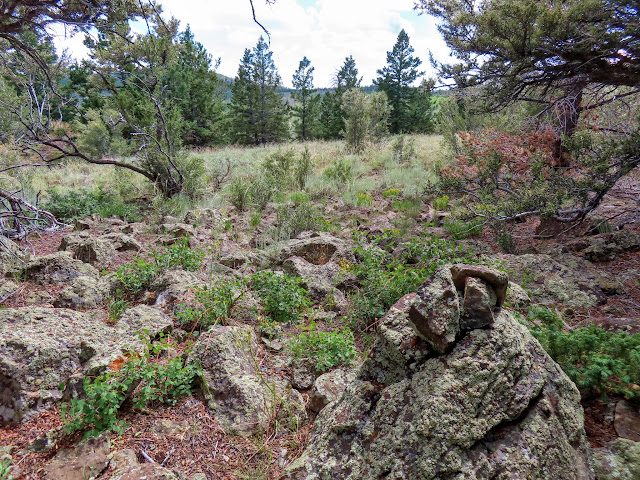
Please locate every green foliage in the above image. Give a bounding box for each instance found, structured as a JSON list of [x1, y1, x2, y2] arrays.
[[44, 188, 142, 223], [250, 270, 311, 323], [342, 89, 391, 153], [288, 323, 357, 372], [529, 307, 640, 401], [62, 333, 198, 438], [0, 459, 12, 480], [443, 218, 485, 239], [391, 198, 422, 218], [356, 192, 374, 207], [294, 147, 313, 190], [289, 191, 311, 206], [496, 231, 516, 253], [292, 57, 319, 140], [348, 229, 481, 328], [274, 203, 329, 238], [432, 195, 450, 211], [114, 238, 204, 295], [382, 188, 402, 199], [175, 278, 245, 329], [391, 135, 417, 165], [108, 293, 129, 323], [323, 158, 354, 185]]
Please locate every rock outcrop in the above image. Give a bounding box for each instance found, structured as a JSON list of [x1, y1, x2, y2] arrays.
[[0, 306, 172, 425], [283, 265, 594, 480]]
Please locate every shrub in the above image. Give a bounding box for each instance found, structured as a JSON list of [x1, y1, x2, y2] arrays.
[[44, 188, 141, 222], [114, 257, 160, 294], [250, 270, 311, 323], [275, 203, 329, 238], [108, 293, 129, 323], [154, 237, 204, 272], [432, 195, 450, 211], [391, 135, 416, 165], [443, 218, 485, 240], [382, 188, 401, 199], [61, 333, 198, 438], [356, 193, 374, 207], [323, 158, 353, 185], [294, 147, 313, 189], [289, 191, 311, 206], [529, 306, 640, 401], [288, 323, 357, 372]]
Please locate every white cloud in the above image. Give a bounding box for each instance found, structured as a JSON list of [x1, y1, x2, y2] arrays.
[[52, 0, 450, 88]]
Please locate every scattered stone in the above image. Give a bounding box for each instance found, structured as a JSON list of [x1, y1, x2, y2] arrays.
[[44, 433, 110, 480], [592, 438, 640, 480], [151, 270, 208, 308], [110, 449, 183, 480], [151, 419, 190, 437], [219, 251, 259, 269], [19, 252, 99, 285], [0, 238, 28, 275], [160, 223, 196, 239], [282, 256, 351, 308], [0, 306, 172, 425], [54, 275, 110, 310], [0, 279, 20, 301], [261, 337, 284, 352], [59, 232, 115, 267], [615, 400, 640, 442], [187, 325, 305, 436], [564, 230, 640, 262]]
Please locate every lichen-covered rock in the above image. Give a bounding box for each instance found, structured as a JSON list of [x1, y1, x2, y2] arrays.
[[565, 230, 640, 262], [275, 233, 354, 266], [184, 208, 222, 228], [506, 282, 531, 309], [408, 265, 460, 353], [282, 256, 351, 309], [497, 253, 606, 308], [460, 276, 497, 330], [54, 275, 110, 310], [151, 269, 208, 308], [0, 306, 172, 425], [187, 325, 305, 436], [19, 252, 99, 285], [283, 312, 593, 479], [44, 433, 110, 480], [309, 367, 359, 413], [615, 400, 640, 442], [59, 232, 115, 267], [0, 238, 28, 275], [291, 357, 320, 391], [592, 438, 640, 480], [451, 263, 509, 306], [101, 232, 142, 252], [110, 449, 184, 480]]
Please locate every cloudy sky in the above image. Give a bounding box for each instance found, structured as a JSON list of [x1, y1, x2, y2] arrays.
[[52, 0, 450, 88]]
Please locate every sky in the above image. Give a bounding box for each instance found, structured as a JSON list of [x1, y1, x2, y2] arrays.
[[51, 0, 451, 89]]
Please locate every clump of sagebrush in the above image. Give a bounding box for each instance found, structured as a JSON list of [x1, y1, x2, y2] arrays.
[[346, 228, 482, 330], [288, 322, 357, 372], [528, 306, 640, 401]]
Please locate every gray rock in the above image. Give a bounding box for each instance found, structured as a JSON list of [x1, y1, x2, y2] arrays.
[[0, 305, 172, 425], [460, 276, 497, 330], [0, 238, 28, 275], [59, 232, 115, 267], [291, 358, 319, 391], [282, 256, 351, 308], [110, 449, 184, 480], [19, 252, 99, 285], [54, 275, 110, 310], [615, 400, 640, 442], [44, 433, 110, 480], [592, 438, 640, 480], [102, 232, 142, 252], [275, 233, 354, 266], [309, 367, 358, 413], [187, 325, 305, 436], [151, 269, 208, 308], [451, 263, 509, 307], [506, 282, 531, 309], [284, 310, 593, 480], [497, 253, 606, 308], [409, 265, 460, 353]]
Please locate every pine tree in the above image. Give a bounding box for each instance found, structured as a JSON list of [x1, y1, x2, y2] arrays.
[[374, 30, 424, 134], [230, 37, 287, 145], [292, 56, 318, 140], [321, 55, 362, 140], [169, 26, 226, 146]]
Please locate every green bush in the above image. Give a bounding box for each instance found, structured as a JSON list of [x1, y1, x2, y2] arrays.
[[443, 218, 485, 240], [391, 198, 422, 218], [250, 270, 311, 323], [356, 192, 374, 207], [44, 188, 141, 222], [288, 323, 357, 372], [529, 307, 640, 400], [323, 158, 353, 185], [175, 278, 245, 329], [61, 333, 198, 438], [294, 147, 313, 189], [382, 188, 401, 199], [114, 257, 160, 294], [432, 195, 450, 211], [347, 230, 482, 329], [275, 203, 330, 238], [154, 237, 205, 272], [289, 191, 311, 206], [108, 293, 129, 323], [0, 459, 12, 480]]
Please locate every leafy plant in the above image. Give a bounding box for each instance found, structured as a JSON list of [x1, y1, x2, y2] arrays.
[[275, 203, 329, 238], [529, 307, 640, 401], [443, 218, 485, 240], [175, 278, 245, 329], [289, 191, 310, 206], [356, 192, 374, 207], [323, 158, 353, 185], [250, 270, 311, 323], [347, 229, 482, 329], [382, 188, 401, 199], [0, 459, 12, 480], [108, 292, 129, 323], [62, 332, 198, 438], [432, 195, 450, 211], [154, 237, 205, 272], [288, 323, 357, 372], [114, 257, 160, 295]]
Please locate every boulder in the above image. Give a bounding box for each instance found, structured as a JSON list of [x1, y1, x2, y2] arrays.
[[59, 232, 115, 267], [282, 256, 350, 309], [283, 270, 594, 480], [565, 230, 640, 262], [0, 305, 172, 425], [187, 325, 306, 436], [44, 433, 110, 480], [275, 233, 354, 266], [615, 400, 640, 442], [101, 232, 142, 252], [309, 367, 358, 413], [450, 263, 509, 306], [54, 275, 110, 310], [0, 237, 28, 275], [19, 252, 99, 285], [110, 449, 184, 480], [151, 270, 208, 308], [497, 253, 607, 308], [506, 282, 531, 309], [592, 438, 640, 480]]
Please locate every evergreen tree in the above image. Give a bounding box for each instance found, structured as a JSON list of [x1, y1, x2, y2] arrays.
[[342, 89, 390, 153], [230, 37, 287, 145], [292, 56, 318, 140], [374, 30, 424, 134], [168, 26, 226, 146], [321, 55, 362, 140]]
